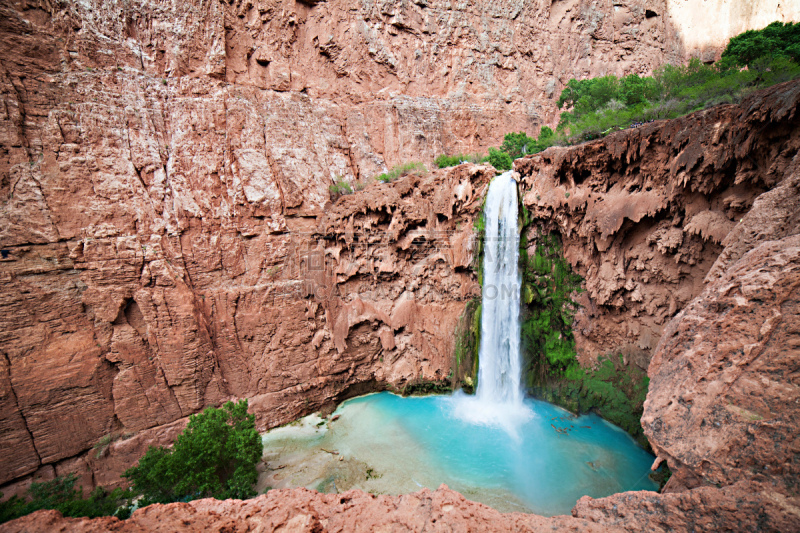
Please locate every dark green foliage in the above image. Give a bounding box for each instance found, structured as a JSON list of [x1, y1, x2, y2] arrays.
[[619, 73, 658, 106], [520, 233, 584, 382], [123, 400, 261, 506], [565, 356, 649, 445], [0, 475, 133, 525], [485, 147, 512, 171], [720, 21, 800, 67], [452, 298, 481, 394], [557, 75, 623, 120], [499, 132, 536, 160], [498, 128, 557, 160]]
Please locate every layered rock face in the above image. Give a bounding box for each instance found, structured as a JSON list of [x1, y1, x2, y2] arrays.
[[0, 158, 492, 491]]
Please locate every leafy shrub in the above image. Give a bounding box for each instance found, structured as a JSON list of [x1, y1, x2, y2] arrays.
[[123, 400, 261, 506], [0, 474, 133, 525], [484, 147, 512, 171], [554, 23, 800, 144], [329, 179, 353, 197], [499, 132, 537, 160], [377, 161, 427, 183]]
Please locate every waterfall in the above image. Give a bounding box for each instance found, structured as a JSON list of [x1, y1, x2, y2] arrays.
[[451, 171, 531, 430], [476, 171, 522, 405]]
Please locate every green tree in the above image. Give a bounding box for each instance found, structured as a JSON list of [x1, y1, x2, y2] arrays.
[[124, 400, 262, 506], [619, 73, 658, 106], [720, 21, 800, 67], [500, 132, 536, 160], [557, 75, 621, 128]]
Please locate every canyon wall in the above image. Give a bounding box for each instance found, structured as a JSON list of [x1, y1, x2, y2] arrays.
[[0, 0, 674, 492]]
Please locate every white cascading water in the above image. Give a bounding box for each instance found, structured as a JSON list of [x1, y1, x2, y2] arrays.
[[451, 171, 532, 431], [475, 170, 523, 405]]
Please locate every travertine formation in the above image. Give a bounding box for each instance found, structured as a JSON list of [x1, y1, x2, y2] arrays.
[[518, 80, 800, 371]]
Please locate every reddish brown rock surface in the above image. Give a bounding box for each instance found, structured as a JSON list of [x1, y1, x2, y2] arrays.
[[0, 0, 711, 492], [5, 481, 799, 532]]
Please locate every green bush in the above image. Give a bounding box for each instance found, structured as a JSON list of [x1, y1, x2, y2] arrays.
[[499, 132, 537, 160], [554, 23, 800, 144], [484, 147, 513, 171], [0, 475, 133, 525], [377, 161, 427, 183], [123, 399, 261, 506]]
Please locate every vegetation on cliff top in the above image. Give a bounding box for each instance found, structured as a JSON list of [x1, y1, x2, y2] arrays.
[[435, 21, 800, 170]]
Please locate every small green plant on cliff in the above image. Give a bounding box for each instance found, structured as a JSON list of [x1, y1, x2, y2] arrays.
[[123, 399, 261, 506], [377, 161, 427, 183], [0, 474, 133, 525], [329, 178, 353, 198]]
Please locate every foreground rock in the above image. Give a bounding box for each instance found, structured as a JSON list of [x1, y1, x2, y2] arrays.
[[4, 481, 798, 532], [642, 191, 800, 494]]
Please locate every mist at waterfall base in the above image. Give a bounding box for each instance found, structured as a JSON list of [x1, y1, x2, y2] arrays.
[[259, 172, 657, 515]]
